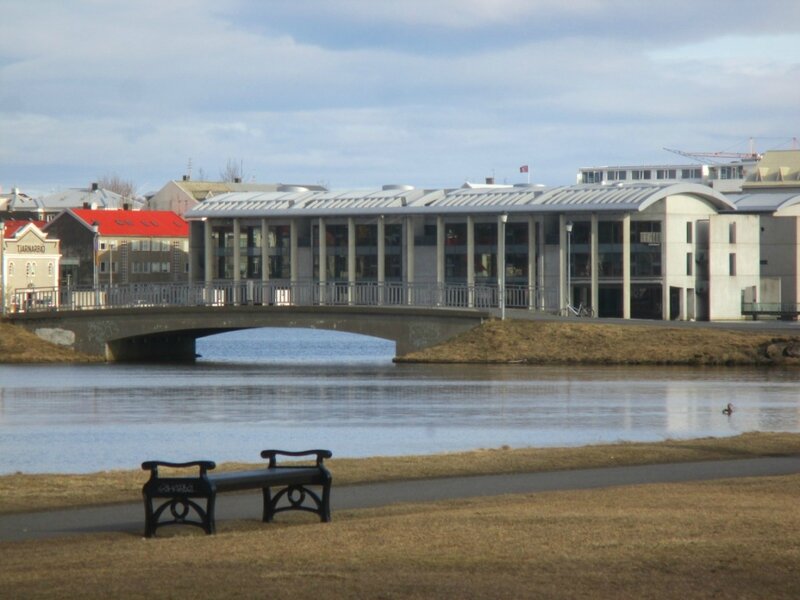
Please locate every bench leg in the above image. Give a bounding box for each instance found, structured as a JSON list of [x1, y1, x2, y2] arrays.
[[262, 487, 274, 523], [141, 493, 216, 537], [205, 493, 217, 534], [262, 481, 332, 523]]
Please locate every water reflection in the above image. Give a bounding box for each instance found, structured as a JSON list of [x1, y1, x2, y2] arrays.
[[0, 328, 799, 473]]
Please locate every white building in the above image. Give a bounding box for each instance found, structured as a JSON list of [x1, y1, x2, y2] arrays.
[[0, 220, 61, 312], [184, 181, 759, 321]]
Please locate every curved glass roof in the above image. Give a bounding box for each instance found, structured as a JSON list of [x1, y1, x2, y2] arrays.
[[185, 182, 735, 219]]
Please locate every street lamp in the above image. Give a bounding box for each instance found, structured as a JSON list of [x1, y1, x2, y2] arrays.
[[499, 213, 508, 320], [92, 223, 99, 307], [565, 221, 573, 309]]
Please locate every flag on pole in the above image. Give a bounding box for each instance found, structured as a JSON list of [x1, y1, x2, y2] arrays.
[[519, 165, 529, 173]]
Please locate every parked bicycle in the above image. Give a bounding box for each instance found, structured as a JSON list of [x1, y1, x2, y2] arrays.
[[560, 303, 595, 317]]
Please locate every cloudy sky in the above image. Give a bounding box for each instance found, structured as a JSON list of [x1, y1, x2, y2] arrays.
[[1, 0, 799, 195]]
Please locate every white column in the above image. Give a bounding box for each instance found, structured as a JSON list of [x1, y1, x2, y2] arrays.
[[466, 215, 475, 307], [232, 219, 241, 283], [203, 219, 213, 284], [347, 217, 356, 305], [559, 214, 567, 310], [591, 214, 599, 317], [377, 216, 385, 305], [261, 218, 269, 283], [537, 217, 545, 310], [661, 218, 669, 320], [318, 217, 327, 305], [623, 214, 631, 319], [527, 215, 536, 310], [498, 214, 507, 319], [436, 216, 445, 305], [290, 219, 298, 305], [289, 219, 298, 284], [405, 216, 415, 305]]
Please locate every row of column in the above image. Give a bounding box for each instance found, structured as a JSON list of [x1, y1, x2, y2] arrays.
[[199, 214, 635, 316]]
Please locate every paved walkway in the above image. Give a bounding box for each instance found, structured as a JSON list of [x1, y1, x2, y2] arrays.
[[2, 456, 799, 542]]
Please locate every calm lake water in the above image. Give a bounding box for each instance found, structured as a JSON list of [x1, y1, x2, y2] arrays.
[[1, 328, 799, 474]]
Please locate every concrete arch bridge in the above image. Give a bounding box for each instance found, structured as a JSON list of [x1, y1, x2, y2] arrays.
[[8, 302, 490, 362]]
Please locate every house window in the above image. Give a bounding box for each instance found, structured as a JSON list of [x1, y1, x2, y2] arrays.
[[729, 253, 737, 276], [686, 222, 693, 244], [686, 253, 693, 276]]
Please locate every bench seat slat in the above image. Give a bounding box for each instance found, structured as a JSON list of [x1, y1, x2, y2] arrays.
[[208, 467, 324, 492]]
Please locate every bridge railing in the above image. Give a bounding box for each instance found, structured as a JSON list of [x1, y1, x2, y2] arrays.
[[8, 281, 559, 314]]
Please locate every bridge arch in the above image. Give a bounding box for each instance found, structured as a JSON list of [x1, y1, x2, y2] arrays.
[[10, 305, 487, 362]]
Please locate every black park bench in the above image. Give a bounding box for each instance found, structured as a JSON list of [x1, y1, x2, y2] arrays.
[[141, 449, 332, 537]]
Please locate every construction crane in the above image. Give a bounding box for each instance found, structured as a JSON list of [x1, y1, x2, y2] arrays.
[[663, 147, 761, 164], [663, 138, 761, 164]]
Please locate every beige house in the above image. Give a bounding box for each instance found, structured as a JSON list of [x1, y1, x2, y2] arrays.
[[0, 220, 60, 312], [148, 178, 326, 216]]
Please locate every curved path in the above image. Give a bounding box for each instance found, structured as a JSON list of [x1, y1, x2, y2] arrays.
[[2, 456, 799, 542]]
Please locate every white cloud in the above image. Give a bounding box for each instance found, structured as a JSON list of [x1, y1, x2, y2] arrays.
[[1, 0, 799, 192]]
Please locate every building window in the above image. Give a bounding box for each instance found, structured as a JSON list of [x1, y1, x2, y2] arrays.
[[729, 222, 737, 244], [686, 253, 693, 276], [582, 171, 603, 184], [100, 261, 107, 273], [656, 169, 677, 180], [729, 253, 737, 276], [631, 169, 652, 180], [686, 222, 693, 244], [607, 170, 627, 181], [681, 168, 701, 179]]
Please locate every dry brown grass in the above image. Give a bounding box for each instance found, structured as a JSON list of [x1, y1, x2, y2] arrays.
[[0, 321, 100, 363], [398, 319, 800, 365], [2, 474, 799, 599], [2, 432, 799, 514]]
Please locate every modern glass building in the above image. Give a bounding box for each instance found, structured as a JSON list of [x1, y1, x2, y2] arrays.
[[184, 181, 759, 321]]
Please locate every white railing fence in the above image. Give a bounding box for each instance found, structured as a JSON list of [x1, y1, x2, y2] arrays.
[[8, 281, 560, 314]]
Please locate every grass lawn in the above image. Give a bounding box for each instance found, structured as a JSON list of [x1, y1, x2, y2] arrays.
[[2, 433, 800, 599]]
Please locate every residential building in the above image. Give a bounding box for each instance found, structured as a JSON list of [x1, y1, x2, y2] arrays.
[[0, 220, 60, 311], [44, 209, 189, 287], [148, 178, 326, 216]]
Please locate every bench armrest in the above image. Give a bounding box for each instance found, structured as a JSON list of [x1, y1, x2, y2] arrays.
[[260, 449, 332, 468], [141, 460, 217, 477]]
